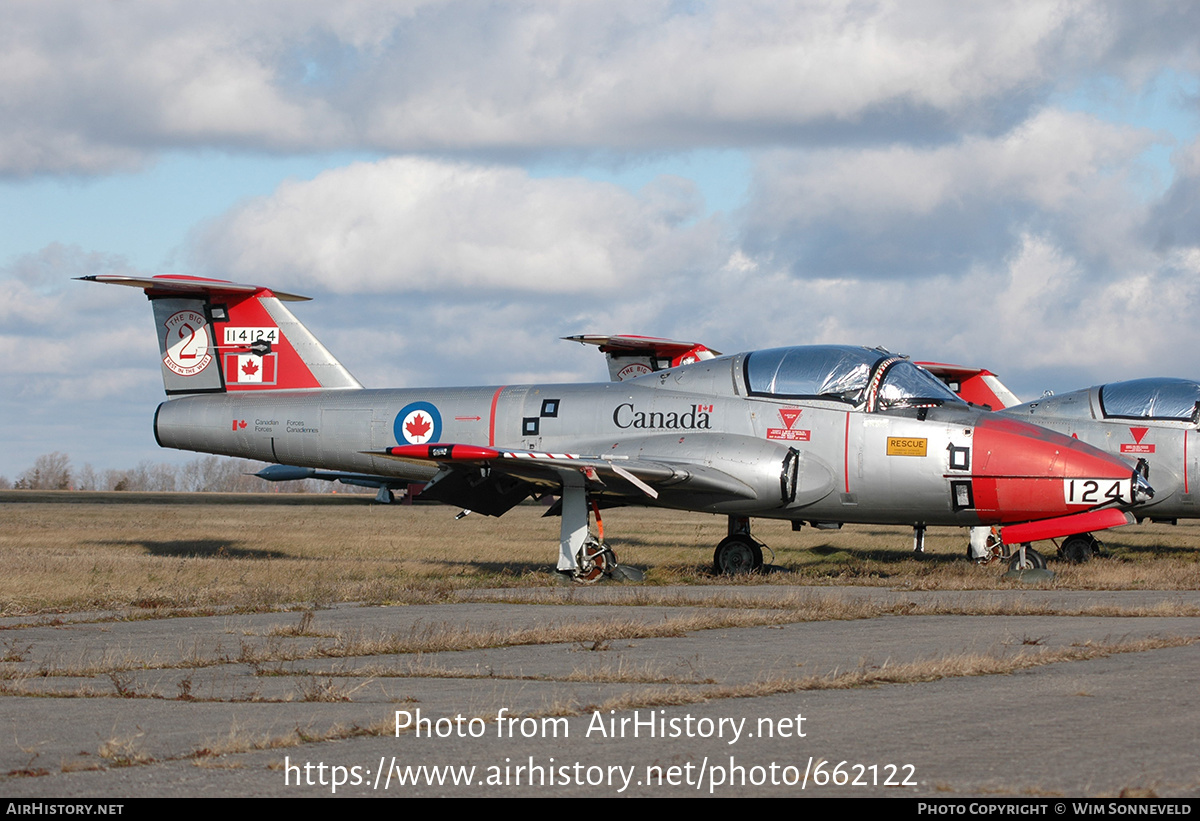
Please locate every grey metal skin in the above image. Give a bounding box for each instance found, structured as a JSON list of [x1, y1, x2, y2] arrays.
[[999, 379, 1200, 524], [158, 359, 995, 525], [87, 274, 1149, 580]]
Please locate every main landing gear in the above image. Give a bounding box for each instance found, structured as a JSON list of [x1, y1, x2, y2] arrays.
[[968, 526, 1100, 568], [1059, 532, 1102, 564], [556, 477, 643, 584], [968, 527, 1047, 571], [1005, 543, 1048, 572], [713, 516, 766, 575]]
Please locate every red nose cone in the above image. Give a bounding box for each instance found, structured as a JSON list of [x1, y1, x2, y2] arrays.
[[972, 416, 1135, 523]]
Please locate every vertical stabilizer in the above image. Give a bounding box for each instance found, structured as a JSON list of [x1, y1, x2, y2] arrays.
[[82, 274, 362, 395]]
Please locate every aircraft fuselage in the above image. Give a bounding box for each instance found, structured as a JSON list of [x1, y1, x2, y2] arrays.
[[156, 352, 1140, 528]]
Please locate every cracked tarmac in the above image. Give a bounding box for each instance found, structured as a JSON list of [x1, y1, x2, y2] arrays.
[[2, 586, 1199, 797]]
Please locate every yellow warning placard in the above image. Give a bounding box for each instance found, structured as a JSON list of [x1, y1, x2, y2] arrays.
[[887, 437, 927, 457]]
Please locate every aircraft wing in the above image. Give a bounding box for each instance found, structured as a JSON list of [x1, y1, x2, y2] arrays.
[[367, 443, 756, 513]]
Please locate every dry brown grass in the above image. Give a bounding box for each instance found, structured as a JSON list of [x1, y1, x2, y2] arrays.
[[267, 656, 714, 685], [97, 731, 151, 767], [580, 633, 1200, 714], [193, 716, 395, 760], [2, 493, 1198, 615], [8, 588, 1197, 686]]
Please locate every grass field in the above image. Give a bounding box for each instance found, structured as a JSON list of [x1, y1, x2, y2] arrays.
[[2, 492, 1199, 796], [2, 491, 1198, 615]]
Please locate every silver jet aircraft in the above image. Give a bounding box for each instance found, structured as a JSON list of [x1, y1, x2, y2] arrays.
[[921, 365, 1198, 563], [85, 275, 1152, 580]]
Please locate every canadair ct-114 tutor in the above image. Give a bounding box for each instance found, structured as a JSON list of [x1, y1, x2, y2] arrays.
[[919, 364, 1198, 563], [84, 274, 1152, 581]]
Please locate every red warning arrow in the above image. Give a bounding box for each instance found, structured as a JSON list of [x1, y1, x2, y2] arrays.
[[779, 408, 803, 430]]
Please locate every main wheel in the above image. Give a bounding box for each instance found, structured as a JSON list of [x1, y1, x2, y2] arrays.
[[574, 540, 613, 584], [1007, 545, 1047, 571], [1060, 534, 1096, 564], [713, 536, 764, 575]]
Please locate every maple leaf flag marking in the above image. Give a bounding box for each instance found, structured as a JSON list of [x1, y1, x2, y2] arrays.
[[403, 411, 434, 443], [235, 354, 263, 383]]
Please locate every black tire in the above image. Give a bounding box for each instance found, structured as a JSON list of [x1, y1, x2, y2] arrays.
[[1060, 534, 1095, 564], [713, 536, 764, 575], [1007, 545, 1047, 571]]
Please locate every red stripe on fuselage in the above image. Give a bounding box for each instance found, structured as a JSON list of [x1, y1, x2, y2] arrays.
[[843, 411, 850, 493], [489, 386, 505, 447]]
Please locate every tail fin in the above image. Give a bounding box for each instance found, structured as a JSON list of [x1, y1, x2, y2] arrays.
[[563, 335, 720, 382], [82, 274, 362, 395], [915, 362, 1020, 410]]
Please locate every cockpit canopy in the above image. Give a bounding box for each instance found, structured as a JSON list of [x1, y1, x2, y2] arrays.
[[1099, 378, 1200, 422], [743, 345, 966, 410]]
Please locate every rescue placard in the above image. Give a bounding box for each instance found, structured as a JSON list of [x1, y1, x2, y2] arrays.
[[887, 437, 927, 456]]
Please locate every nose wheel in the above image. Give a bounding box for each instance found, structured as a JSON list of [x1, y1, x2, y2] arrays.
[[713, 535, 764, 574], [713, 516, 765, 575], [1006, 543, 1047, 572]]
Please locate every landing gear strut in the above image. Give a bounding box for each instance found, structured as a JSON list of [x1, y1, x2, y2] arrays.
[[713, 516, 765, 575], [968, 526, 1047, 572], [557, 477, 642, 583]]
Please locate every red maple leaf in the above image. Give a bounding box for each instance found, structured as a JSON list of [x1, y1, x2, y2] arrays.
[[405, 413, 432, 439], [241, 359, 259, 377]]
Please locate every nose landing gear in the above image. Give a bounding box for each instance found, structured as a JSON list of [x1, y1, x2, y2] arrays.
[[713, 516, 766, 575]]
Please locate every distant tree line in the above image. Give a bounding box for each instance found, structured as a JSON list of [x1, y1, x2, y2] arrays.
[[6, 452, 370, 494]]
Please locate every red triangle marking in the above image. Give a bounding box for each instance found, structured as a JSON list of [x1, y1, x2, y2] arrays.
[[1130, 426, 1149, 444], [779, 408, 803, 430]]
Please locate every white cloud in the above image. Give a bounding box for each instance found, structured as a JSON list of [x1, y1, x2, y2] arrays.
[[742, 107, 1158, 278], [4, 1, 1198, 174], [189, 156, 722, 295]]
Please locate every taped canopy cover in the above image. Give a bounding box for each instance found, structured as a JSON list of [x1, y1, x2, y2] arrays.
[[744, 345, 964, 409], [1099, 378, 1200, 421]]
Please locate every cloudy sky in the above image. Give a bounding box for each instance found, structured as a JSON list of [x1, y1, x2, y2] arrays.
[[3, 0, 1199, 479]]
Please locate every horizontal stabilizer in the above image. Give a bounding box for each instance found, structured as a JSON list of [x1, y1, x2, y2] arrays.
[[564, 334, 720, 382], [79, 274, 311, 302]]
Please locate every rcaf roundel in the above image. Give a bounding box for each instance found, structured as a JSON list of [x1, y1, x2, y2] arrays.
[[395, 401, 442, 445]]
